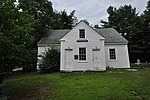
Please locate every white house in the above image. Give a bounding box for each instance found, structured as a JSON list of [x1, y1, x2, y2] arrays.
[[37, 21, 130, 71]]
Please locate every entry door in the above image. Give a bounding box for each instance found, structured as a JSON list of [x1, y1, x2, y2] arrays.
[[92, 49, 100, 68], [65, 49, 73, 69]]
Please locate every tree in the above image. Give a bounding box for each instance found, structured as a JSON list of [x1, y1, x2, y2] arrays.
[[82, 19, 89, 25], [101, 5, 144, 62], [94, 24, 101, 29], [138, 0, 150, 62], [52, 10, 78, 29], [101, 5, 141, 40], [39, 47, 60, 73], [0, 0, 78, 73], [0, 0, 37, 72], [141, 0, 150, 48], [18, 0, 54, 40], [18, 1, 78, 40], [16, 0, 78, 71]]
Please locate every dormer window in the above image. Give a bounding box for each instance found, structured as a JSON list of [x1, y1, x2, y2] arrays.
[[79, 29, 85, 38]]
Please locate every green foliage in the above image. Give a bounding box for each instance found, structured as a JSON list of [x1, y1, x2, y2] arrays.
[[130, 1, 150, 62], [39, 47, 60, 73], [100, 4, 150, 62], [0, 0, 37, 72], [140, 0, 150, 52], [101, 5, 141, 40], [18, 0, 54, 40], [52, 10, 78, 29], [0, 0, 77, 73], [18, 0, 78, 40]]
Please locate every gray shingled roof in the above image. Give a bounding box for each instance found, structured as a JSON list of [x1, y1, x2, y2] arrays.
[[37, 28, 128, 46], [95, 28, 128, 44], [38, 29, 70, 45]]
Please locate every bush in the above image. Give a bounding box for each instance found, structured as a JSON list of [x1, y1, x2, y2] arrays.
[[39, 48, 60, 73]]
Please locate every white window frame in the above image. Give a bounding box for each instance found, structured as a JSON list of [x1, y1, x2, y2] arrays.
[[79, 29, 85, 38]]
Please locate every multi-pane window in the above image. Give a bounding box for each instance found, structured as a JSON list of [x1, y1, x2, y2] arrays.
[[79, 29, 85, 38], [79, 48, 86, 61], [109, 49, 116, 60]]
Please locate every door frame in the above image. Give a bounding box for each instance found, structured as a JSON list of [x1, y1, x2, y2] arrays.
[[65, 49, 73, 69], [92, 48, 100, 68]]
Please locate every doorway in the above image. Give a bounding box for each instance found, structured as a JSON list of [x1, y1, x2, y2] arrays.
[[65, 49, 73, 69], [92, 48, 100, 68]]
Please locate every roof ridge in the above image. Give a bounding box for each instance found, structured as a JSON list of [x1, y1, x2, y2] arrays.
[[38, 23, 128, 46]]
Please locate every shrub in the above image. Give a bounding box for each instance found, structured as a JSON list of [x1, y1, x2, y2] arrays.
[[39, 47, 60, 73]]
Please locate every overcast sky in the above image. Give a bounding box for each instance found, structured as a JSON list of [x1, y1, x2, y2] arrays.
[[51, 0, 148, 26]]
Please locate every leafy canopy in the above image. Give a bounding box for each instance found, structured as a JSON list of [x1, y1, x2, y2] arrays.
[[0, 0, 37, 72]]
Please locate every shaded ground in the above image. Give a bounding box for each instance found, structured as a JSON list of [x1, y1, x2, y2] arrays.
[[3, 68, 150, 100]]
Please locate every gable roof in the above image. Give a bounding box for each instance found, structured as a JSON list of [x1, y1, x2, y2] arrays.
[[60, 20, 105, 40], [37, 21, 128, 46], [37, 28, 128, 46], [95, 28, 128, 44], [38, 29, 70, 45]]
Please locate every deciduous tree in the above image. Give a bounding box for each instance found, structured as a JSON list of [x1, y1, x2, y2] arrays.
[[0, 0, 37, 72]]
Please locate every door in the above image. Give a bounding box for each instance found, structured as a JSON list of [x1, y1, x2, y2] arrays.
[[92, 49, 100, 68], [65, 49, 73, 69]]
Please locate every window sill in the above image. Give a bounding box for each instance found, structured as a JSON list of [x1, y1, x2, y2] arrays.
[[77, 39, 88, 42], [109, 59, 117, 62], [78, 61, 88, 63]]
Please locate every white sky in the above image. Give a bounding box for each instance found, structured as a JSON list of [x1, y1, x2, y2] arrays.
[[50, 0, 148, 26]]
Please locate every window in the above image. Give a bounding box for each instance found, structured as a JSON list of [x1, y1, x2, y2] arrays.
[[79, 48, 86, 61], [79, 29, 85, 38], [109, 49, 116, 60], [74, 55, 78, 60]]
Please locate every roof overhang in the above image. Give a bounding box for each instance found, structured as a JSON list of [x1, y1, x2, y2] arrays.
[[37, 43, 60, 47], [105, 42, 128, 45]]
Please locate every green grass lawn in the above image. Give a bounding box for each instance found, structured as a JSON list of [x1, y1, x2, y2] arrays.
[[3, 68, 150, 100]]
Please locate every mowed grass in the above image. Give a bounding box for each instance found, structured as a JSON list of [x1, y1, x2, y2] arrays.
[[3, 68, 150, 100]]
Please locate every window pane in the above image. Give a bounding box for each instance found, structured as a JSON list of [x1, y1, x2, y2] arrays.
[[79, 48, 86, 61], [79, 29, 85, 38], [109, 49, 116, 60]]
